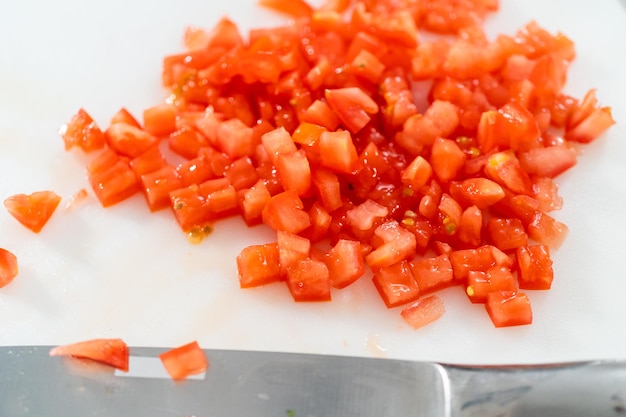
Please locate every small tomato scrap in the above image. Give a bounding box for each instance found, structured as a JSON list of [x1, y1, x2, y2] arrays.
[[4, 191, 62, 233], [0, 248, 18, 288], [159, 341, 208, 380], [59, 0, 616, 328], [49, 338, 130, 371]]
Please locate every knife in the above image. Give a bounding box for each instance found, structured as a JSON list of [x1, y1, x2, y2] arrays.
[[1, 346, 625, 417]]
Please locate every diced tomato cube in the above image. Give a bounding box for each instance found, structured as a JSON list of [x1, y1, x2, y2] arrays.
[[143, 103, 178, 137], [401, 156, 433, 189], [225, 157, 259, 191], [400, 295, 446, 330], [262, 190, 311, 234], [312, 168, 343, 212], [345, 199, 389, 235], [286, 258, 331, 302], [487, 218, 528, 251], [237, 243, 281, 288], [449, 178, 505, 209], [169, 128, 209, 159], [485, 291, 533, 328], [410, 254, 454, 294], [430, 137, 466, 182], [141, 165, 183, 211], [276, 150, 312, 196], [325, 239, 365, 289], [87, 149, 140, 207], [372, 260, 420, 308], [277, 231, 311, 275], [466, 266, 517, 303], [325, 87, 379, 134], [526, 211, 568, 249], [365, 220, 417, 269], [516, 244, 554, 290], [130, 146, 168, 178], [318, 130, 361, 175], [159, 341, 208, 381], [458, 205, 482, 247], [261, 127, 297, 166], [0, 248, 19, 288], [240, 180, 272, 226], [59, 108, 106, 152]]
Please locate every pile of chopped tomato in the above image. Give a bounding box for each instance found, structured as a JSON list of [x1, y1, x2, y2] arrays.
[[58, 0, 615, 328]]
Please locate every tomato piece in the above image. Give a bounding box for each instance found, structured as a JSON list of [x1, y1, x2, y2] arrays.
[[318, 130, 361, 175], [225, 157, 259, 191], [449, 245, 504, 282], [261, 190, 311, 234], [4, 191, 62, 233], [261, 127, 298, 166], [430, 137, 466, 182], [372, 260, 420, 308], [518, 145, 577, 178], [398, 100, 459, 154], [0, 248, 18, 288], [449, 178, 505, 209], [485, 151, 533, 196], [345, 199, 388, 235], [532, 177, 563, 213], [466, 266, 517, 303], [110, 107, 141, 128], [237, 243, 282, 288], [438, 193, 463, 236], [240, 180, 272, 226], [410, 254, 454, 294], [169, 128, 209, 159], [349, 49, 386, 84], [49, 338, 129, 371], [141, 165, 183, 211], [159, 341, 208, 380], [325, 87, 379, 134], [365, 220, 417, 270], [400, 295, 446, 330], [178, 154, 217, 187], [258, 0, 313, 18], [458, 205, 482, 247], [565, 106, 615, 144], [527, 211, 568, 249], [401, 156, 433, 190], [277, 231, 311, 275], [87, 149, 140, 207], [485, 291, 532, 328], [487, 217, 528, 251], [287, 258, 331, 302], [105, 123, 159, 158], [130, 146, 168, 177], [516, 244, 553, 290], [143, 103, 178, 137], [301, 100, 340, 131], [58, 108, 105, 152], [325, 239, 365, 289], [276, 150, 312, 196]]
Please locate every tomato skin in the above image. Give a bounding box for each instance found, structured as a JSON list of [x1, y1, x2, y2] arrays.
[[49, 338, 129, 371], [485, 291, 533, 328], [516, 244, 553, 290], [4, 191, 62, 233], [287, 258, 331, 302], [372, 260, 420, 308], [59, 108, 106, 152], [0, 248, 18, 288], [400, 295, 446, 330], [159, 341, 208, 380]]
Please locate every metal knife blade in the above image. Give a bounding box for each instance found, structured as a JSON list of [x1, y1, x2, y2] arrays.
[[1, 346, 625, 417]]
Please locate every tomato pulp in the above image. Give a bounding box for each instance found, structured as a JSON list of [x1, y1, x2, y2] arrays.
[[59, 0, 615, 328]]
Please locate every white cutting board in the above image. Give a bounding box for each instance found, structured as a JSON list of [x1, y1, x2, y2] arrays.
[[0, 0, 625, 365]]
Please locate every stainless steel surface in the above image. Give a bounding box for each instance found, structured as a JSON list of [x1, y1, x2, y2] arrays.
[[1, 346, 625, 417]]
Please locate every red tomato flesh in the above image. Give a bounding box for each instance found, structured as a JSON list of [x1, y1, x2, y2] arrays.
[[159, 341, 208, 380], [0, 248, 19, 288], [59, 0, 616, 329], [49, 338, 129, 371], [4, 191, 62, 233]]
